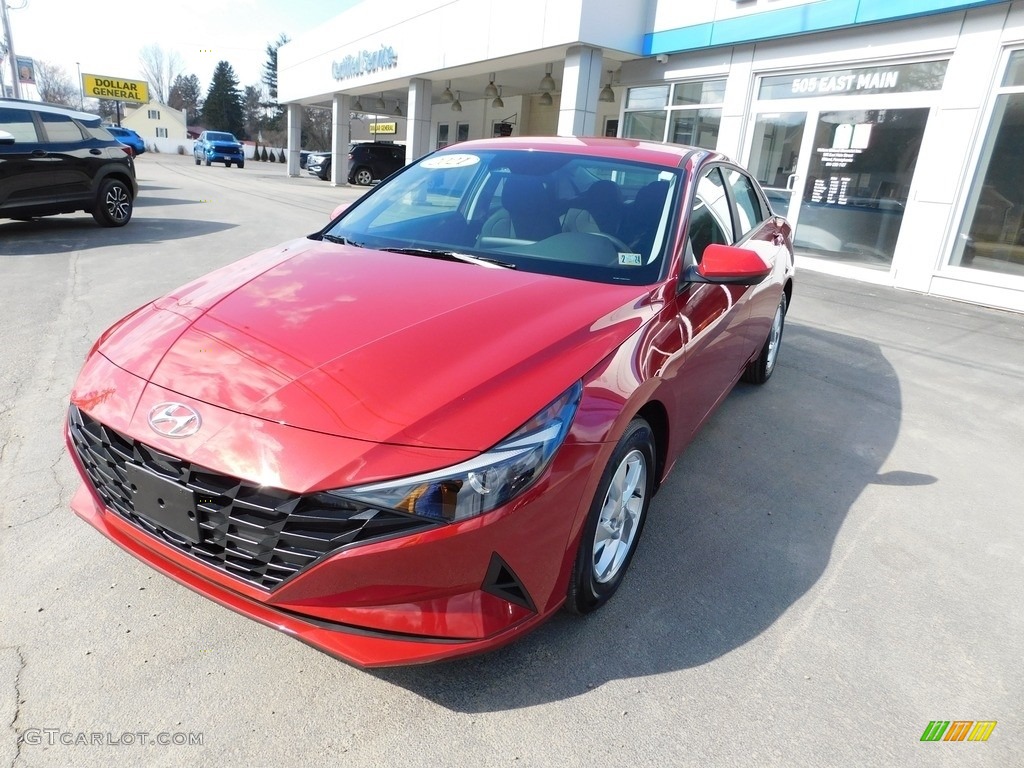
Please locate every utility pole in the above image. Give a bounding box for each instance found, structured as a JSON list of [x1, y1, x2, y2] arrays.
[[0, 0, 21, 99]]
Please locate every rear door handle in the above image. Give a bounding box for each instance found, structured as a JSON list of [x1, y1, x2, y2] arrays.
[[31, 149, 47, 157], [90, 148, 102, 155]]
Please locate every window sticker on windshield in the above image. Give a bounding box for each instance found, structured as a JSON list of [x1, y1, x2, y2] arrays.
[[420, 154, 480, 169], [618, 253, 643, 266]]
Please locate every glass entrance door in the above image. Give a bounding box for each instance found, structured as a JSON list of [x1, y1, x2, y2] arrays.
[[748, 107, 929, 270], [748, 112, 808, 221]]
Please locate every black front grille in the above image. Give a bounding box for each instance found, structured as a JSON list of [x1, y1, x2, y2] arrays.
[[68, 405, 438, 590]]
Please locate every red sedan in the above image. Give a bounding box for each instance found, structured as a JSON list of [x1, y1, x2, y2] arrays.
[[67, 137, 794, 666]]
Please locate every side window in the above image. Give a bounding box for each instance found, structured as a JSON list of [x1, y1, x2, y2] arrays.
[[0, 108, 40, 142], [688, 167, 733, 263], [727, 168, 767, 237], [40, 113, 86, 143]]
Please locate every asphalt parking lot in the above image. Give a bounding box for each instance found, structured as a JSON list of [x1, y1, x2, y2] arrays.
[[2, 153, 1022, 767]]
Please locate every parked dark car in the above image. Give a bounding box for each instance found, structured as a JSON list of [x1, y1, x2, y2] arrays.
[[106, 126, 146, 157], [194, 130, 245, 168], [307, 142, 406, 184], [0, 98, 137, 227]]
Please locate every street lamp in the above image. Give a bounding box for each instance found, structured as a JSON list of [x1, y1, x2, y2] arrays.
[[1, 0, 22, 98], [76, 61, 83, 109]]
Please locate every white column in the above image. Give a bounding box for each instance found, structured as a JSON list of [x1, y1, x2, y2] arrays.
[[557, 45, 605, 137], [406, 78, 433, 162], [331, 94, 351, 186], [286, 103, 302, 177]]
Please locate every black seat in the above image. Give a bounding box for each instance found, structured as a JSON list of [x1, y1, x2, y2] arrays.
[[480, 176, 562, 241], [621, 180, 670, 252], [562, 180, 625, 237]]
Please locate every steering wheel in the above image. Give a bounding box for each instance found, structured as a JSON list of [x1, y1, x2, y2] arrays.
[[595, 232, 636, 254]]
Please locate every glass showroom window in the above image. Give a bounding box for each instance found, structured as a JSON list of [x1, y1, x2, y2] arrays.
[[949, 50, 1024, 278], [622, 79, 724, 149]]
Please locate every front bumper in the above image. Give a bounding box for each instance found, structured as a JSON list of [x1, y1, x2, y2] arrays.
[[204, 147, 243, 162], [66, 356, 602, 666]]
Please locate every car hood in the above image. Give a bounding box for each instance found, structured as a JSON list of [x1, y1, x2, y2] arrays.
[[98, 239, 658, 451]]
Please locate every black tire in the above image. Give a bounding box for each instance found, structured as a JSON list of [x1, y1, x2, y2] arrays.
[[742, 292, 787, 385], [92, 178, 133, 227], [566, 418, 655, 615], [353, 166, 373, 186], [237, 161, 244, 169], [194, 154, 200, 165], [205, 157, 211, 166]]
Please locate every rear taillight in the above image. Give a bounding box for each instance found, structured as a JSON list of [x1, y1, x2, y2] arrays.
[[119, 146, 133, 157]]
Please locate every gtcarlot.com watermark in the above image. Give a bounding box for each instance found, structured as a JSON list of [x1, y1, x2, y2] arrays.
[[20, 728, 203, 747]]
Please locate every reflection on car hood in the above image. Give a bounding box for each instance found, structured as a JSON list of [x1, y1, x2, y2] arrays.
[[98, 239, 656, 450]]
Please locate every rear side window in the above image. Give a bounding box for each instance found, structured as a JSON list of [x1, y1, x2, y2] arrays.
[[40, 112, 86, 143], [0, 108, 39, 142]]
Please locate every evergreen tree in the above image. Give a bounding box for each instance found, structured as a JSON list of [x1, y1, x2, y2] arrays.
[[242, 84, 265, 139], [262, 34, 289, 131], [202, 61, 244, 137], [169, 73, 203, 126]]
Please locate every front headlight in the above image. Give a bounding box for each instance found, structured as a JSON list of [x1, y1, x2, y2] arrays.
[[332, 381, 583, 523]]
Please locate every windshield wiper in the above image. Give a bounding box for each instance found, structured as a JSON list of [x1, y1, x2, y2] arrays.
[[379, 247, 516, 269], [320, 234, 363, 247]]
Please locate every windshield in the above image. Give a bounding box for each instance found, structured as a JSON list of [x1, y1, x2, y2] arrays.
[[208, 132, 236, 142], [319, 148, 681, 286]]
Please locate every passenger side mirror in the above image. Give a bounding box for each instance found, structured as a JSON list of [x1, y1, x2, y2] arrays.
[[0, 130, 15, 146], [329, 202, 349, 220], [684, 243, 771, 285]]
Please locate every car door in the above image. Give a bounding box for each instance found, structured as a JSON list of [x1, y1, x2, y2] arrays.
[[668, 165, 760, 441], [721, 165, 790, 351], [0, 107, 52, 215], [38, 111, 96, 207]]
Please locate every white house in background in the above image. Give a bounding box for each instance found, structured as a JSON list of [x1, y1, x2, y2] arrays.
[[121, 99, 188, 151]]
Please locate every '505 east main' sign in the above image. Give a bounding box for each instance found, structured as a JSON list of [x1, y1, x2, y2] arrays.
[[332, 46, 398, 81]]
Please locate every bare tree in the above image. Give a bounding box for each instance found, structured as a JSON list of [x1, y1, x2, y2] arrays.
[[35, 61, 79, 106], [138, 44, 184, 104]]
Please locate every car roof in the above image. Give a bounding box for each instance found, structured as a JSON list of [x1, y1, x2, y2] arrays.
[[0, 97, 100, 123], [439, 135, 718, 170]]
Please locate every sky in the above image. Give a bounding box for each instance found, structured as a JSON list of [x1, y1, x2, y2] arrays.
[[2, 0, 360, 99]]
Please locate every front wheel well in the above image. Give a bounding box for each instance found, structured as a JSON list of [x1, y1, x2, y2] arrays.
[[635, 400, 669, 492]]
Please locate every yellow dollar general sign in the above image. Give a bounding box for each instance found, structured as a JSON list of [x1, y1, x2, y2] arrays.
[[368, 122, 396, 134], [920, 721, 997, 742], [82, 74, 150, 103]]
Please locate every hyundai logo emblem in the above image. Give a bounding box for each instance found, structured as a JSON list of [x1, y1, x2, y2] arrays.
[[148, 402, 202, 438]]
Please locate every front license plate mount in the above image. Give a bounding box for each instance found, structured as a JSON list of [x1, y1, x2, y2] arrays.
[[125, 463, 201, 542]]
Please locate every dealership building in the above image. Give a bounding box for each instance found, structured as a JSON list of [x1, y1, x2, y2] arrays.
[[278, 0, 1024, 312]]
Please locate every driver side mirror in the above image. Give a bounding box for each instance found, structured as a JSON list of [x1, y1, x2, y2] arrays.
[[684, 243, 771, 285]]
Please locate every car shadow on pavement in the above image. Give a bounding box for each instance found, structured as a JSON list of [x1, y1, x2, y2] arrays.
[[134, 196, 200, 207], [373, 323, 905, 711], [0, 217, 236, 255]]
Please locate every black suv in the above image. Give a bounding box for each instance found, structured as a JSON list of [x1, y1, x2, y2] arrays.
[[0, 99, 137, 227], [308, 142, 406, 185]]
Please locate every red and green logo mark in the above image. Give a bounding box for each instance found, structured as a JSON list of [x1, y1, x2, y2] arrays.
[[921, 721, 997, 742]]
